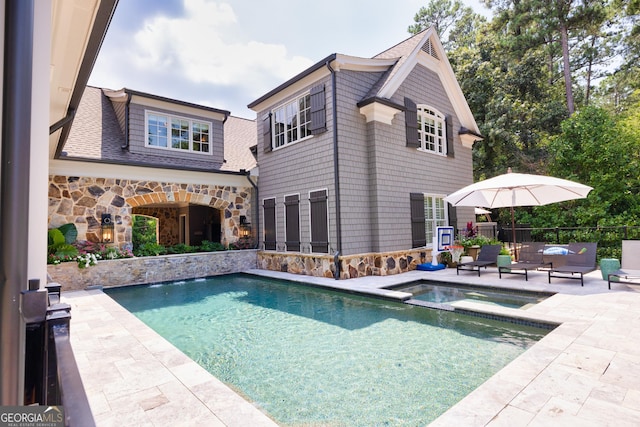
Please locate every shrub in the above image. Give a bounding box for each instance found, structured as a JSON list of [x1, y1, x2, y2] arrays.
[[134, 243, 166, 257], [199, 240, 226, 252], [167, 243, 196, 254], [48, 224, 79, 261]]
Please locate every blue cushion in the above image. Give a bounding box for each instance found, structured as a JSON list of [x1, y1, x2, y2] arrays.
[[417, 263, 446, 271], [543, 247, 570, 255]]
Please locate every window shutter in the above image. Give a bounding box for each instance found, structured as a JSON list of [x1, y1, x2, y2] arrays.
[[263, 198, 276, 250], [445, 114, 454, 157], [448, 204, 457, 238], [404, 97, 419, 148], [410, 193, 426, 247], [309, 84, 326, 134], [263, 113, 272, 153], [310, 190, 329, 253], [285, 195, 300, 252]]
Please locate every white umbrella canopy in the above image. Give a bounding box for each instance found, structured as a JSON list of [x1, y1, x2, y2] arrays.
[[445, 172, 593, 208], [444, 168, 593, 259], [474, 207, 492, 215]]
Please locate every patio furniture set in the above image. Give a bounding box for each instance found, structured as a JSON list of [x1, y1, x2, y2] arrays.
[[456, 240, 640, 288]]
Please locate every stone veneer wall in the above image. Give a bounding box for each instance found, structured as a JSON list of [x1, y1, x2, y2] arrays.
[[257, 248, 431, 279], [48, 175, 252, 248], [48, 250, 258, 291]]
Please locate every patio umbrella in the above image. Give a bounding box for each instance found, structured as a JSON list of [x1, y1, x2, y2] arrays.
[[474, 207, 492, 215], [475, 207, 492, 222], [444, 168, 593, 259]]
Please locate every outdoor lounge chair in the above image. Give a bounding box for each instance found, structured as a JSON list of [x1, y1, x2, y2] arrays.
[[547, 242, 597, 286], [499, 242, 550, 281], [608, 240, 640, 289], [456, 244, 502, 277]]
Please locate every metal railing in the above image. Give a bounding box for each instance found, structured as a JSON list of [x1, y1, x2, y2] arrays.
[[457, 225, 640, 261]]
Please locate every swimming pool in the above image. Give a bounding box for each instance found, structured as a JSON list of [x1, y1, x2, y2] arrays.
[[391, 281, 553, 309], [105, 274, 549, 426]]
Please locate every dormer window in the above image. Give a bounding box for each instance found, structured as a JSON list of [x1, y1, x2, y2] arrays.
[[146, 111, 211, 154]]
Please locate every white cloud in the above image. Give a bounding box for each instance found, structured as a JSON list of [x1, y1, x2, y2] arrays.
[[128, 0, 313, 90]]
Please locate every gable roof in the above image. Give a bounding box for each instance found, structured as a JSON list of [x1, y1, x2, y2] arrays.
[[248, 27, 482, 144], [365, 28, 481, 141], [221, 116, 257, 172]]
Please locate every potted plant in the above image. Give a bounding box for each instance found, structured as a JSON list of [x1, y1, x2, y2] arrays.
[[439, 250, 453, 267], [460, 235, 501, 261], [497, 246, 512, 269], [445, 244, 464, 266]]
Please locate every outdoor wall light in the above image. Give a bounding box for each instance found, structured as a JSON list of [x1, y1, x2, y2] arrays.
[[101, 213, 114, 243], [239, 215, 251, 238]]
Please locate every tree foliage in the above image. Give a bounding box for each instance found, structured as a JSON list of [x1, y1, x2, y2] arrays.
[[409, 0, 640, 230]]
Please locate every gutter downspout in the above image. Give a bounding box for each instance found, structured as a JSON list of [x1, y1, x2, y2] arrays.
[[1, 0, 34, 405], [120, 92, 133, 149], [245, 172, 259, 249], [326, 60, 342, 279]]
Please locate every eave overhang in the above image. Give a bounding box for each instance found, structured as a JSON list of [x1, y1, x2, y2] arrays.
[[247, 54, 397, 113], [356, 97, 403, 125], [50, 0, 119, 159], [459, 127, 484, 149], [104, 88, 230, 121]]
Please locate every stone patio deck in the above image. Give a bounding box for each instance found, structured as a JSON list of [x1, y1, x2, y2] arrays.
[[64, 265, 640, 426]]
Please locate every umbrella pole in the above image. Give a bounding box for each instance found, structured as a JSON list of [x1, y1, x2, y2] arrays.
[[511, 205, 517, 261]]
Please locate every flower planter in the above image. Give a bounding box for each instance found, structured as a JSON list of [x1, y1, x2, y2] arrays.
[[466, 245, 481, 261], [599, 258, 621, 280], [497, 254, 512, 271]]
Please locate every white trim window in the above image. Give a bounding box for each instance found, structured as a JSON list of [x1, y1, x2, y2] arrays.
[[424, 194, 448, 243], [417, 106, 446, 155], [146, 111, 211, 154], [272, 93, 311, 149]]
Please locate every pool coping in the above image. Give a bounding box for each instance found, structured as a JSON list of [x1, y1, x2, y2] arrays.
[[65, 266, 640, 426]]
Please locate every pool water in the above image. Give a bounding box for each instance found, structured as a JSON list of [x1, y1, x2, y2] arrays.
[[105, 274, 548, 426], [395, 282, 550, 309]]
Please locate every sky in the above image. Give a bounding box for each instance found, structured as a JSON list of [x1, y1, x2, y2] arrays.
[[89, 0, 492, 119]]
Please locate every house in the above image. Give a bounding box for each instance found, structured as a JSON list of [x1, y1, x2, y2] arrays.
[[248, 28, 482, 278], [48, 86, 258, 250]]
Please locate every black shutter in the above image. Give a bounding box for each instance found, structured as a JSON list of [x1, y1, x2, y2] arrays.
[[448, 204, 457, 238], [285, 195, 300, 251], [410, 193, 426, 247], [445, 114, 454, 157], [263, 198, 276, 250], [309, 84, 326, 134], [263, 113, 272, 153], [310, 190, 329, 253], [404, 97, 419, 148]]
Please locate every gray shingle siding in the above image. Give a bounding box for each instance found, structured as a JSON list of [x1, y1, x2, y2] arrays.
[[256, 77, 338, 253], [255, 63, 475, 255], [334, 70, 383, 254], [371, 64, 474, 250], [127, 103, 224, 169]]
